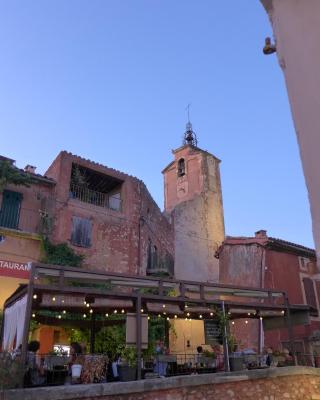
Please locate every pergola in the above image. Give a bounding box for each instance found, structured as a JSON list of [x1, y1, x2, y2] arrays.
[[1, 262, 312, 378]]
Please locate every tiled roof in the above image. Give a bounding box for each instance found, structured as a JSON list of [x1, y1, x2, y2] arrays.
[[218, 235, 316, 258], [267, 237, 316, 256]]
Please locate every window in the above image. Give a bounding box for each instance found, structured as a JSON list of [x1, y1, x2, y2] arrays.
[[177, 158, 185, 177], [303, 277, 318, 313], [299, 257, 309, 272], [147, 241, 158, 270], [147, 239, 152, 270], [151, 245, 158, 269], [0, 190, 22, 229], [71, 216, 92, 248]]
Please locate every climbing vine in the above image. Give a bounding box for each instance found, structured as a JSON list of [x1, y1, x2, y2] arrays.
[[41, 238, 84, 267]]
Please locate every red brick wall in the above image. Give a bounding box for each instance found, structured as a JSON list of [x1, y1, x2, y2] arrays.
[[45, 151, 174, 275]]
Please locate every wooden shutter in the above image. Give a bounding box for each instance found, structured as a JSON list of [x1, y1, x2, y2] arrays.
[[0, 190, 23, 229], [303, 277, 318, 311], [71, 217, 92, 247]]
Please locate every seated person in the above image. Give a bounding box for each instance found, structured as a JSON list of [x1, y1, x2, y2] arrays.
[[283, 348, 294, 366]]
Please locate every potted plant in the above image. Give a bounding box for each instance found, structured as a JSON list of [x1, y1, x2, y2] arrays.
[[118, 347, 137, 382], [228, 335, 244, 372], [201, 350, 217, 367]]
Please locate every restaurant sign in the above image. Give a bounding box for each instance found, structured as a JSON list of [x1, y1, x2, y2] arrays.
[[0, 259, 31, 279]]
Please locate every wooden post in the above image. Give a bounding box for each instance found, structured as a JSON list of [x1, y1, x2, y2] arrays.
[[285, 295, 297, 365], [136, 295, 142, 380], [90, 314, 96, 354], [221, 301, 230, 372], [20, 265, 36, 386]]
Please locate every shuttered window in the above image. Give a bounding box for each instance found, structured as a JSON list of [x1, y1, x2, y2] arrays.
[[71, 216, 92, 248], [303, 277, 318, 311]]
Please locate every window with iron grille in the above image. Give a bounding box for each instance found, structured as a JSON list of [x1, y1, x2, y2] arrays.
[[71, 216, 92, 248]]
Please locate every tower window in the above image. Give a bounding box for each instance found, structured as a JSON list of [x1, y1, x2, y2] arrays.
[[177, 158, 185, 177]]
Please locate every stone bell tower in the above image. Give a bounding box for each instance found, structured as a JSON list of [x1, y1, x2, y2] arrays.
[[162, 122, 225, 282]]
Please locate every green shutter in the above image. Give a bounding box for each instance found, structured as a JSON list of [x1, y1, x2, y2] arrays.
[[0, 190, 23, 229]]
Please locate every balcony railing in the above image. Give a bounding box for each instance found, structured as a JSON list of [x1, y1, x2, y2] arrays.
[[0, 207, 53, 236], [69, 184, 122, 212]]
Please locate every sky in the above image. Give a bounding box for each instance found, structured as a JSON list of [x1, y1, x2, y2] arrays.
[[0, 1, 314, 248]]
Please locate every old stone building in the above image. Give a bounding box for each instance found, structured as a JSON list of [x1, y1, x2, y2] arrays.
[[162, 122, 225, 282], [218, 230, 320, 356], [0, 121, 225, 308]]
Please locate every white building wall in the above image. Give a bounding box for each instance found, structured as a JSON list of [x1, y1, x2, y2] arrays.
[[261, 0, 320, 267]]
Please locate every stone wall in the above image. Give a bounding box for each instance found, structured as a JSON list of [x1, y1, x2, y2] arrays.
[[5, 367, 320, 400]]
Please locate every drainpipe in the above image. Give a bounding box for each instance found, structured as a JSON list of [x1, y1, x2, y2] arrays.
[[258, 246, 266, 354]]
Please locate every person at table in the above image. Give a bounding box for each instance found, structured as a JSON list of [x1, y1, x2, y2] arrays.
[[283, 348, 294, 366], [154, 340, 168, 377], [25, 340, 45, 386], [195, 346, 203, 366], [266, 347, 274, 367]]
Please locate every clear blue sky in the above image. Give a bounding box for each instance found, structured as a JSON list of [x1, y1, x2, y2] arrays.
[[0, 1, 313, 248]]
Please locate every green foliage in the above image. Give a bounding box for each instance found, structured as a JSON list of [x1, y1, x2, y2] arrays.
[[120, 347, 137, 367], [203, 350, 217, 359], [0, 160, 36, 192], [0, 352, 26, 390], [71, 165, 89, 188], [67, 327, 90, 349], [41, 238, 84, 267], [94, 324, 125, 357]]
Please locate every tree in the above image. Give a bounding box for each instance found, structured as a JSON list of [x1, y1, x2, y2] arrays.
[[0, 160, 36, 192]]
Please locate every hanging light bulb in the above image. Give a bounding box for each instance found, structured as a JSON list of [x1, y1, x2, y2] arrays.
[[83, 314, 87, 318], [199, 315, 203, 319], [260, 317, 263, 321], [174, 315, 177, 319], [166, 317, 169, 321], [121, 309, 125, 314], [185, 318, 188, 321], [105, 313, 109, 317], [248, 313, 251, 316], [63, 310, 66, 314], [58, 315, 62, 319], [52, 297, 56, 302], [33, 294, 37, 300], [32, 313, 36, 318], [147, 316, 150, 320], [281, 310, 285, 315], [163, 312, 167, 315], [231, 321, 235, 325], [90, 309, 93, 314], [86, 303, 90, 308], [245, 320, 248, 324], [158, 314, 161, 318], [187, 312, 190, 317], [210, 312, 213, 316], [114, 309, 118, 314], [141, 309, 144, 313], [61, 299, 65, 303], [84, 301, 87, 305]]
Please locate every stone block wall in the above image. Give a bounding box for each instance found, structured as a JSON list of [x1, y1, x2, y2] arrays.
[[6, 367, 320, 400]]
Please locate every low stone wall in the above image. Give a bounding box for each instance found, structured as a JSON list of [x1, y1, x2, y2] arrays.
[[4, 367, 320, 400]]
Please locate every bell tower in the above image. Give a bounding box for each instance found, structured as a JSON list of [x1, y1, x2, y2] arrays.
[[162, 122, 225, 282]]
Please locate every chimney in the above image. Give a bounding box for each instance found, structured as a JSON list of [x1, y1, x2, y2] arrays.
[[255, 230, 267, 238], [24, 165, 36, 174]]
